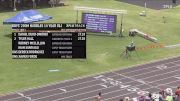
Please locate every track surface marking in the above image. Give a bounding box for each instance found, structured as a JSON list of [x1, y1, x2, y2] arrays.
[[0, 57, 180, 101]]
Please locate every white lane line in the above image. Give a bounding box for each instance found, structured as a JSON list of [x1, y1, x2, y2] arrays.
[[41, 68, 180, 101], [6, 82, 105, 101], [43, 59, 180, 92], [116, 59, 180, 75], [158, 79, 180, 87], [137, 79, 146, 84], [58, 89, 67, 93], [103, 88, 156, 101], [103, 80, 180, 101], [17, 93, 32, 101], [117, 67, 180, 86], [5, 80, 104, 100], [36, 67, 180, 101], [17, 93, 24, 97], [112, 72, 161, 90], [156, 65, 168, 70], [9, 65, 180, 101], [5, 59, 180, 101], [116, 65, 180, 84], [99, 84, 108, 88], [77, 73, 180, 101], [79, 79, 180, 101], [5, 60, 180, 101], [54, 86, 144, 101], [7, 65, 180, 101], [175, 77, 180, 79], [160, 79, 180, 88], [125, 72, 180, 88], [52, 62, 180, 101], [1, 56, 179, 99], [93, 75, 104, 79], [128, 65, 180, 78], [53, 73, 180, 101]]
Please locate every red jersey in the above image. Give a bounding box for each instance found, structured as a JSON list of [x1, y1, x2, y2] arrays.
[[176, 89, 180, 96]]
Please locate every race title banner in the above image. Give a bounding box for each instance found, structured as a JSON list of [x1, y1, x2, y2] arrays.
[[12, 23, 86, 59]]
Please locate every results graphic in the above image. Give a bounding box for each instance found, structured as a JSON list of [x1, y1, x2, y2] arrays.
[[12, 23, 86, 59], [82, 13, 117, 33]]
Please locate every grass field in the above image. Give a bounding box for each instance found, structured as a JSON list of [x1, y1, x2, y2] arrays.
[[0, 0, 180, 95]]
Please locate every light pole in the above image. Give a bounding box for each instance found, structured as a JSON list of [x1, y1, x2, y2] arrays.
[[13, 0, 17, 11], [32, 0, 37, 8], [119, 13, 124, 37], [144, 0, 147, 16]]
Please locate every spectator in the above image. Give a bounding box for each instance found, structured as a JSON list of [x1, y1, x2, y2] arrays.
[[176, 87, 180, 96], [165, 89, 173, 101], [145, 93, 153, 101], [175, 95, 180, 101], [119, 98, 124, 101], [139, 95, 145, 101], [173, 96, 176, 101], [172, 0, 177, 5], [166, 88, 173, 96], [49, 0, 56, 7], [159, 91, 164, 101], [32, 0, 37, 8], [124, 97, 130, 101], [152, 93, 160, 101], [95, 92, 102, 101], [132, 97, 138, 101]]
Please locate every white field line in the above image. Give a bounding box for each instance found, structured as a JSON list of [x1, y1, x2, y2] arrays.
[[6, 63, 180, 101], [103, 80, 180, 101], [51, 70, 180, 101], [79, 78, 180, 101], [1, 56, 179, 98]]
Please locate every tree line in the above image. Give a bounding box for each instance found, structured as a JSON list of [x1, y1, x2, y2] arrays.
[[0, 0, 65, 11]]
